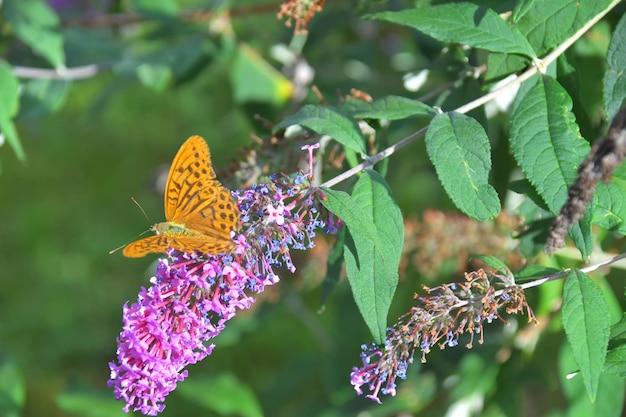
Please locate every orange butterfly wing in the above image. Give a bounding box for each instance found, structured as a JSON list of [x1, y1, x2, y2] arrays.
[[164, 136, 239, 240], [122, 136, 240, 258], [122, 235, 170, 258]]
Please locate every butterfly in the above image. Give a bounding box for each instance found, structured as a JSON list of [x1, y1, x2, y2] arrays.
[[121, 135, 240, 258]]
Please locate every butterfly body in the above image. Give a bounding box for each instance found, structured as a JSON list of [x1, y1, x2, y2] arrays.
[[122, 136, 240, 258]]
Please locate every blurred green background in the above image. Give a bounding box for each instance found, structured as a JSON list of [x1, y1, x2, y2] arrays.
[[1, 1, 624, 416]]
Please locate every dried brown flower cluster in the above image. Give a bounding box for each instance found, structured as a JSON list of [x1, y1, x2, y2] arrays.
[[278, 0, 326, 33], [351, 269, 536, 403]]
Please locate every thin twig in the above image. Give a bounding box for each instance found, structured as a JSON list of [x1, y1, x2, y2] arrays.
[[12, 64, 108, 80]]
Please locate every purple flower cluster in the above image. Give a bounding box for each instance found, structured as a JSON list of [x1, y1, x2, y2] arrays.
[[350, 269, 535, 403], [109, 172, 326, 415]]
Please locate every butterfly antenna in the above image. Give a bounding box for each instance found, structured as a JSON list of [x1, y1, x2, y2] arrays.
[[109, 198, 152, 255], [132, 197, 151, 222]]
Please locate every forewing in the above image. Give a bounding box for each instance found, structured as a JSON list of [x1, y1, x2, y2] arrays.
[[164, 135, 218, 222], [123, 235, 169, 258]]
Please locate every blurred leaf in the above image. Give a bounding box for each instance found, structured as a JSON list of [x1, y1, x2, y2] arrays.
[[562, 270, 610, 401], [0, 60, 25, 161], [132, 0, 179, 17], [0, 358, 25, 417], [57, 391, 135, 417], [0, 61, 20, 118], [114, 36, 209, 88], [176, 373, 263, 417], [425, 112, 500, 220], [320, 226, 345, 308], [336, 95, 436, 120], [372, 3, 536, 58], [231, 44, 293, 105], [603, 12, 626, 120], [18, 79, 71, 119], [342, 171, 403, 343], [137, 63, 172, 91], [277, 106, 366, 155], [3, 0, 65, 69]]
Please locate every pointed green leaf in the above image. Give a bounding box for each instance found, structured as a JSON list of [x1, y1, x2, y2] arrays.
[[342, 171, 403, 343], [372, 3, 536, 58], [3, 0, 65, 69], [336, 95, 436, 120], [319, 186, 382, 252], [276, 105, 366, 155], [510, 75, 590, 214], [604, 12, 626, 120], [562, 270, 610, 401], [425, 112, 500, 220]]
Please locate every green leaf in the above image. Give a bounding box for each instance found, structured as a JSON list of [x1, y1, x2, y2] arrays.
[[132, 0, 179, 17], [319, 187, 383, 252], [114, 36, 210, 89], [56, 392, 128, 417], [512, 0, 612, 53], [3, 0, 65, 69], [0, 62, 26, 161], [510, 75, 590, 214], [336, 95, 437, 120], [488, 1, 612, 81], [136, 63, 172, 91], [0, 358, 25, 417], [277, 106, 366, 155], [508, 179, 550, 212], [604, 314, 626, 377], [342, 171, 403, 343], [562, 270, 610, 401], [0, 60, 20, 118], [567, 210, 593, 261], [470, 254, 511, 275], [593, 182, 626, 232], [176, 373, 263, 417], [372, 3, 536, 58], [559, 340, 626, 417], [18, 79, 71, 119], [425, 112, 500, 220], [231, 44, 293, 105], [603, 12, 626, 120]]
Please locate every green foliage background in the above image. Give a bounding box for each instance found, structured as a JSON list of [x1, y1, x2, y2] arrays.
[[0, 1, 625, 417]]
